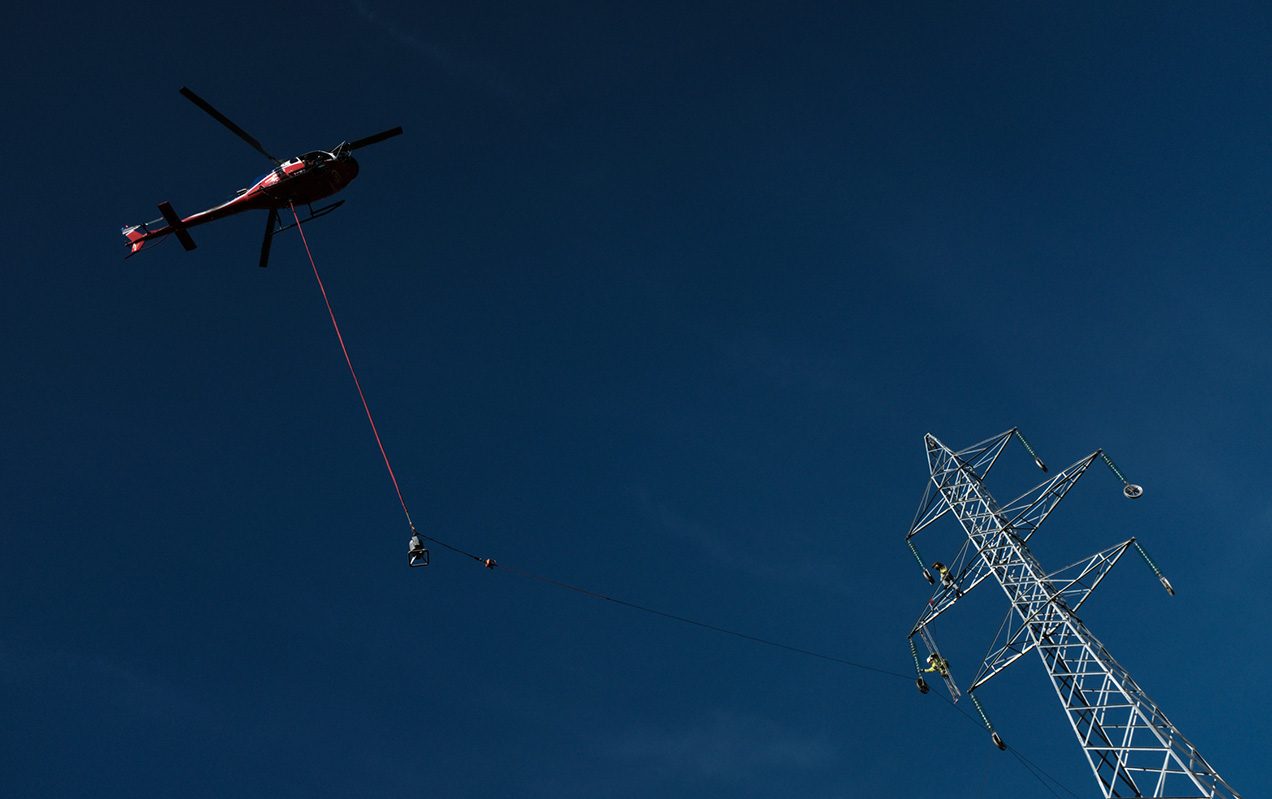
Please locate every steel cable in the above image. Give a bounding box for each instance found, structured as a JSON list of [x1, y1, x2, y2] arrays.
[[287, 223, 1082, 798], [291, 202, 415, 531]]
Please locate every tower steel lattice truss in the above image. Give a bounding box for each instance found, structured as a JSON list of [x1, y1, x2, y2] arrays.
[[905, 429, 1241, 799]]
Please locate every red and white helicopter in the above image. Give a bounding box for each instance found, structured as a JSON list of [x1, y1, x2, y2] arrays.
[[122, 87, 402, 267]]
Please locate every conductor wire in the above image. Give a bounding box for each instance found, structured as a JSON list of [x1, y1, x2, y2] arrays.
[[414, 530, 911, 679], [412, 523, 1089, 797], [419, 527, 1080, 796], [282, 221, 1089, 797], [284, 196, 1096, 799]]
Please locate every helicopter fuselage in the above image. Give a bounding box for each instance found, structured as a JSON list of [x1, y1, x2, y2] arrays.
[[172, 151, 359, 231], [123, 86, 400, 266]]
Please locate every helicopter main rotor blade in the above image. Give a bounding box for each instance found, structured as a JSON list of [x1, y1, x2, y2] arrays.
[[179, 86, 280, 164], [344, 126, 404, 151], [259, 207, 278, 268]]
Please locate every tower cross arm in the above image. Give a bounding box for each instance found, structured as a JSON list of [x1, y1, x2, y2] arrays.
[[909, 451, 1102, 636], [992, 450, 1102, 543], [968, 539, 1137, 691]]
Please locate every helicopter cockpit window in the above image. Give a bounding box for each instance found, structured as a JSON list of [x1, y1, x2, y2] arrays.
[[300, 151, 331, 165]]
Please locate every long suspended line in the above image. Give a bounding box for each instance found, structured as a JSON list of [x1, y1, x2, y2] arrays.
[[979, 734, 994, 799], [927, 689, 1080, 798], [286, 215, 1082, 798], [1008, 747, 1079, 799], [290, 202, 414, 530], [414, 529, 912, 680], [511, 562, 914, 679], [426, 525, 1081, 797]]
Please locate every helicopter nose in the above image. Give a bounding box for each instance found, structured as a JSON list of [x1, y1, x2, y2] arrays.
[[324, 157, 359, 191]]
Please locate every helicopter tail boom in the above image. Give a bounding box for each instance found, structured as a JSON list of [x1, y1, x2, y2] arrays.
[[120, 201, 198, 258]]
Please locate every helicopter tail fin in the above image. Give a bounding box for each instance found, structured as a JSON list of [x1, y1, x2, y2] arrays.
[[121, 224, 148, 255]]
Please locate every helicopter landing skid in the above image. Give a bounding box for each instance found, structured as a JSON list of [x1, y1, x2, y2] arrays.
[[274, 200, 345, 233]]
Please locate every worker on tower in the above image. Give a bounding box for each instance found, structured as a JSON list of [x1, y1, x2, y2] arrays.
[[932, 561, 963, 596], [932, 561, 952, 585], [924, 653, 950, 678]]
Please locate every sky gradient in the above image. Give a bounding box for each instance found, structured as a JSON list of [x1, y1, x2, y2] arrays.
[[3, 2, 1269, 796]]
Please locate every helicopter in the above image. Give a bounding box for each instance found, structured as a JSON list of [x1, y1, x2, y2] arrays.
[[122, 87, 402, 267]]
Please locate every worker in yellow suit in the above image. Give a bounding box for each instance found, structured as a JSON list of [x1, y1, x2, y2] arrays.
[[931, 562, 963, 598], [924, 653, 950, 678]]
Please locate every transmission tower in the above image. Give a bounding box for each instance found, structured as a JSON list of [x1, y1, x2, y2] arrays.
[[904, 429, 1242, 799]]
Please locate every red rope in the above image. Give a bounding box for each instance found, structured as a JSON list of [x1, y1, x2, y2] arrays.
[[289, 202, 414, 529]]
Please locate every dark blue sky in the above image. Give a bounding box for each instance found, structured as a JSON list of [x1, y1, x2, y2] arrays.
[[3, 2, 1268, 796]]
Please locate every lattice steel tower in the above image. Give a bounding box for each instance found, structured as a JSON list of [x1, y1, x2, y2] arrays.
[[904, 429, 1241, 799]]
